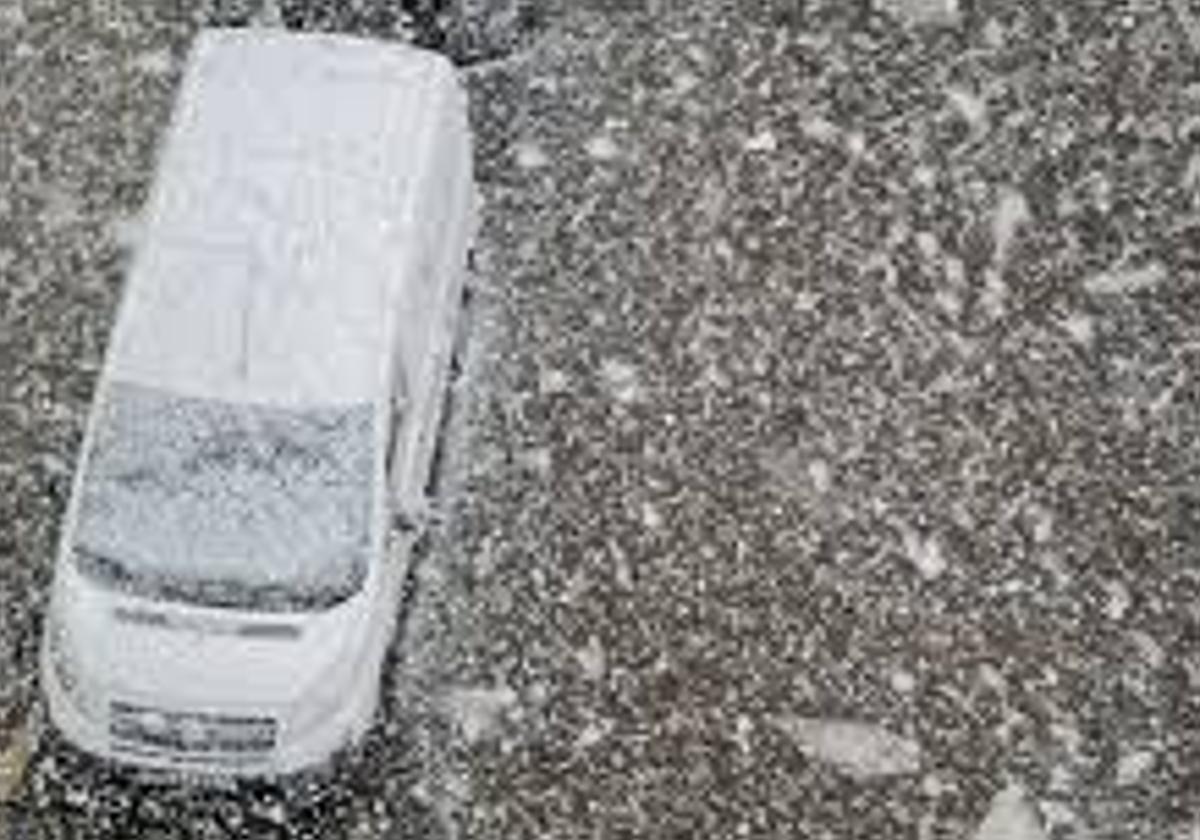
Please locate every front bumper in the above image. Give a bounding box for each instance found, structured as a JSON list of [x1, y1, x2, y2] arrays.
[[39, 584, 382, 777], [42, 647, 378, 777]]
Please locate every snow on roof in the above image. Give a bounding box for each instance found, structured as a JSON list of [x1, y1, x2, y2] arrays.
[[110, 29, 459, 407]]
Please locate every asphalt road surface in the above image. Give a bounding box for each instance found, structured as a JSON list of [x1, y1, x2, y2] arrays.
[[2, 1, 1200, 837]]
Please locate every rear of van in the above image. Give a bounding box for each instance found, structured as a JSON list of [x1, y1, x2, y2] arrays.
[[41, 28, 475, 776]]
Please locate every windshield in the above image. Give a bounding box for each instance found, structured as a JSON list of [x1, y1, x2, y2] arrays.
[[72, 381, 375, 611]]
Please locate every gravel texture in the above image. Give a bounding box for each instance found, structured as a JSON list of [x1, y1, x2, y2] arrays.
[[3, 0, 1200, 838]]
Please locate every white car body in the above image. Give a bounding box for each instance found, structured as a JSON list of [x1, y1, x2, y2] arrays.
[[40, 28, 477, 775]]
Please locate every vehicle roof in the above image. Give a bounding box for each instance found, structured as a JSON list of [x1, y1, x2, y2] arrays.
[[108, 29, 463, 407]]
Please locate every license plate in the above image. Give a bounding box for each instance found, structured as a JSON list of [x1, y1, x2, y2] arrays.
[[110, 701, 277, 755]]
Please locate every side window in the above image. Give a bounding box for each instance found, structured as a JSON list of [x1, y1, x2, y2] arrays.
[[391, 349, 409, 412], [385, 353, 408, 478]]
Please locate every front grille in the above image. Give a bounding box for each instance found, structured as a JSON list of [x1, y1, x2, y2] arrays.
[[112, 606, 301, 639], [110, 701, 277, 755]]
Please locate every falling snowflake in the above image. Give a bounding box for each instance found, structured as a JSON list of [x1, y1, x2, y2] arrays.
[[1083, 261, 1166, 296], [772, 717, 922, 779], [514, 141, 549, 171], [744, 130, 777, 153], [971, 783, 1048, 840], [445, 684, 518, 744], [900, 524, 948, 581], [600, 358, 641, 404], [585, 134, 620, 161]]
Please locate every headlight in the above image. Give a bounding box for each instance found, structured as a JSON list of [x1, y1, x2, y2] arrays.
[[45, 611, 101, 717]]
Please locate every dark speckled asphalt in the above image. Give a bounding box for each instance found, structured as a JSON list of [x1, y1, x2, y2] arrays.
[[2, 1, 1200, 838]]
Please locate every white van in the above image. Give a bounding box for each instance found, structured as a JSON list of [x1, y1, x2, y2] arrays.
[[39, 28, 477, 775]]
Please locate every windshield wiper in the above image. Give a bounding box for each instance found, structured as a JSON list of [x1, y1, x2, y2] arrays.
[[73, 545, 136, 587]]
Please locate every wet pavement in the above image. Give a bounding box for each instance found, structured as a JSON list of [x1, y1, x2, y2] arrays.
[[3, 1, 1200, 838]]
